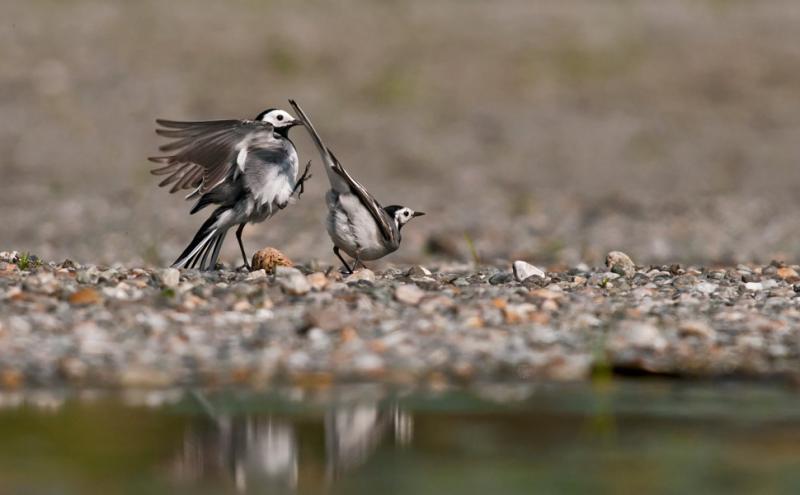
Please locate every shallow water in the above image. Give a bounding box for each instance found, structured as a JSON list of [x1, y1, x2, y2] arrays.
[[1, 380, 800, 494]]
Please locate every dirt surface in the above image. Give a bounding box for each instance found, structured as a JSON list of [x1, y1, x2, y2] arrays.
[[2, 1, 800, 269]]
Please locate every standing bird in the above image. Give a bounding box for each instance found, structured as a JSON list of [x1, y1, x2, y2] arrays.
[[288, 99, 424, 273], [149, 108, 312, 270]]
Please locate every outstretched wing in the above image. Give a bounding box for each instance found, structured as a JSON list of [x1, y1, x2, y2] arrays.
[[148, 118, 278, 198], [288, 99, 398, 245]]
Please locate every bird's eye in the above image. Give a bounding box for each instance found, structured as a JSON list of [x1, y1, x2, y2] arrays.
[[404, 211, 410, 217], [276, 114, 284, 121]]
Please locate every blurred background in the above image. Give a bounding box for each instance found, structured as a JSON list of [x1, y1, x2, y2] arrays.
[[2, 0, 800, 268]]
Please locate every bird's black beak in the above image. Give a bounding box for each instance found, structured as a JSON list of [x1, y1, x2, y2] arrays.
[[288, 119, 304, 128], [412, 211, 426, 218]]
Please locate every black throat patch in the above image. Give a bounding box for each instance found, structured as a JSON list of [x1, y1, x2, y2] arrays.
[[383, 205, 405, 230]]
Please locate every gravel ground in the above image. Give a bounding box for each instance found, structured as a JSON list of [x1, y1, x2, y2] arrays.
[[2, 250, 800, 389]]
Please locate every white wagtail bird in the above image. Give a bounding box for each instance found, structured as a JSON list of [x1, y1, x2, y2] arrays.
[[149, 108, 312, 271], [288, 99, 424, 273]]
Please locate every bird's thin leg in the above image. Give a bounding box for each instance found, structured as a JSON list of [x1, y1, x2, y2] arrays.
[[291, 161, 313, 198], [333, 246, 352, 274], [350, 250, 364, 271], [236, 223, 250, 270]]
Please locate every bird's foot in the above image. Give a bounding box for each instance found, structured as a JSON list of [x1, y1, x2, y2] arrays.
[[292, 161, 313, 198]]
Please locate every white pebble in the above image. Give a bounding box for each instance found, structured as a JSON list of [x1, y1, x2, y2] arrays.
[[158, 268, 181, 288], [512, 261, 545, 282], [696, 282, 717, 294], [246, 269, 267, 281], [348, 268, 376, 282], [395, 284, 425, 305]]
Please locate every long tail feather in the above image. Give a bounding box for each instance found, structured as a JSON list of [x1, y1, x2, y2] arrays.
[[288, 100, 335, 171], [188, 234, 215, 269], [172, 207, 230, 270], [208, 233, 225, 269], [288, 99, 352, 193]]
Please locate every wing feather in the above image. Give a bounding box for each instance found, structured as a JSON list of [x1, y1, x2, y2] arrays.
[[148, 118, 277, 196]]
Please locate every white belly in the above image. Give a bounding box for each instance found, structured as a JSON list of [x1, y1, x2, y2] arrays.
[[326, 192, 392, 260], [248, 147, 299, 223]]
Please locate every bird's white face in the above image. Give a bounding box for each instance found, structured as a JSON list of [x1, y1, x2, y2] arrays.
[[394, 207, 425, 227], [259, 109, 297, 128]]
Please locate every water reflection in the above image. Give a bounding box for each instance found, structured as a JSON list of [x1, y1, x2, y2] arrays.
[[3, 383, 800, 494], [172, 392, 412, 492], [326, 403, 412, 480], [171, 416, 299, 492]]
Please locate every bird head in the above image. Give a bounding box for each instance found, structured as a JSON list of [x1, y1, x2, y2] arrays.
[[256, 108, 303, 131], [385, 205, 425, 230]]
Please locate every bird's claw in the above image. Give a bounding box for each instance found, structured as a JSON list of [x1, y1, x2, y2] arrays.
[[293, 161, 313, 198]]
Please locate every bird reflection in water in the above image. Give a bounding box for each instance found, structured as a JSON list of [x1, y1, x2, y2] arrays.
[[170, 392, 412, 492], [172, 416, 298, 492], [325, 402, 412, 480]]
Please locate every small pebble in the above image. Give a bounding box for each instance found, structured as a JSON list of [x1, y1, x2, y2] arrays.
[[347, 268, 376, 283], [68, 288, 102, 305], [246, 269, 267, 281], [606, 251, 636, 278], [678, 320, 716, 340], [776, 266, 800, 283], [489, 272, 513, 285], [696, 282, 717, 294], [512, 261, 545, 282], [306, 272, 328, 291], [158, 268, 180, 288], [408, 265, 432, 277], [607, 321, 668, 354], [395, 284, 425, 305], [275, 267, 310, 295]]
